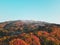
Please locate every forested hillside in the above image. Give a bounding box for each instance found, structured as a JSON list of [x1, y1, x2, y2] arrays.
[[0, 20, 60, 45]]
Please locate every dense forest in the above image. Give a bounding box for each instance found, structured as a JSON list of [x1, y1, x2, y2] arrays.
[[0, 20, 60, 45]]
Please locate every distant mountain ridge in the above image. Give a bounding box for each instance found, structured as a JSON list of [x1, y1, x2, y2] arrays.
[[0, 20, 60, 27]]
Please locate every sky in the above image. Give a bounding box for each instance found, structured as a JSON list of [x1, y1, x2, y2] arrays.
[[0, 0, 60, 24]]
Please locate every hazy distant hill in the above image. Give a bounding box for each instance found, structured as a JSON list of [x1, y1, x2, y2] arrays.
[[0, 20, 60, 45]]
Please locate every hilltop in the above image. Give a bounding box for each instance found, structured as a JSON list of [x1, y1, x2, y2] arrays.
[[0, 20, 60, 45]]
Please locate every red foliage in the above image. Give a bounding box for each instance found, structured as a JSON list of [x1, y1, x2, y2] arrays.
[[9, 38, 29, 45]]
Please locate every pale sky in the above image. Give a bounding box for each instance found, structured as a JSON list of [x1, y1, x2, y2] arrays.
[[0, 0, 60, 24]]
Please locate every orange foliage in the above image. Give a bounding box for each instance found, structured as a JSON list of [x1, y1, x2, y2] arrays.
[[9, 38, 29, 45]]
